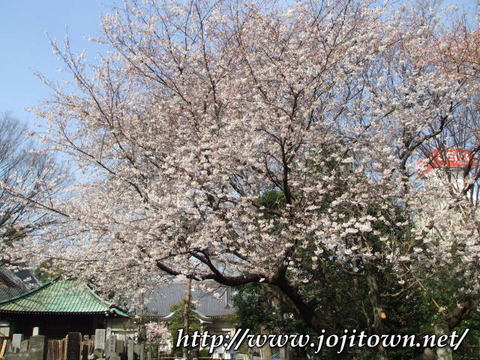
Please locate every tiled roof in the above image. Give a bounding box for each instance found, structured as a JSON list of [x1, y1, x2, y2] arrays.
[[145, 282, 235, 318], [0, 267, 28, 290], [0, 286, 26, 302], [0, 278, 128, 317], [0, 267, 28, 301]]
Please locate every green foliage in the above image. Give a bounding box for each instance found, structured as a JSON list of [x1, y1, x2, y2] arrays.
[[199, 349, 211, 357], [233, 283, 313, 358], [167, 300, 202, 356], [240, 144, 480, 359], [233, 283, 273, 333], [258, 189, 286, 211], [238, 184, 449, 359], [34, 259, 64, 283]]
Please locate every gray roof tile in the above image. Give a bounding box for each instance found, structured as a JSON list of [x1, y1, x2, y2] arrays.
[[145, 282, 235, 318]]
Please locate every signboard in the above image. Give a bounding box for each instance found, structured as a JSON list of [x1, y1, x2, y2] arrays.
[[418, 149, 478, 174]]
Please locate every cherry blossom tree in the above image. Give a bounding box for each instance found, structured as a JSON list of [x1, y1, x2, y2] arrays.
[[9, 0, 480, 358], [397, 19, 480, 360], [145, 321, 168, 344]]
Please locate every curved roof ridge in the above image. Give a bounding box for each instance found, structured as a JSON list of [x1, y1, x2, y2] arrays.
[[0, 267, 28, 290], [83, 283, 129, 316], [0, 276, 58, 305], [0, 277, 128, 317], [84, 283, 114, 307]]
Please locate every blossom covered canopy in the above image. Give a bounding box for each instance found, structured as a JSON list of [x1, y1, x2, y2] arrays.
[[6, 0, 480, 333]]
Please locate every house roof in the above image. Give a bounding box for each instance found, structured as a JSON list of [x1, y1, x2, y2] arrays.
[[0, 267, 28, 301], [0, 267, 27, 290], [145, 282, 235, 319], [0, 286, 26, 303], [0, 278, 129, 317]]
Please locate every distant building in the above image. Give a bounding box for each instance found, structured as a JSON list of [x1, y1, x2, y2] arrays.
[[143, 282, 237, 355], [145, 282, 235, 331], [0, 275, 239, 356], [0, 277, 129, 339]]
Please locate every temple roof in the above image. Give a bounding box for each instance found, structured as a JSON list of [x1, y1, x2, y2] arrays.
[[145, 282, 235, 319], [0, 278, 128, 317], [0, 267, 29, 301]]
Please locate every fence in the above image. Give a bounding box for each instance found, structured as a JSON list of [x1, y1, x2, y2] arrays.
[[0, 329, 147, 360], [0, 330, 254, 360]]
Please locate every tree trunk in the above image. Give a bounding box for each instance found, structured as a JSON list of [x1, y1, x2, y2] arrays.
[[434, 324, 453, 360], [423, 298, 476, 360], [273, 276, 326, 331], [366, 270, 389, 360], [183, 278, 192, 360]]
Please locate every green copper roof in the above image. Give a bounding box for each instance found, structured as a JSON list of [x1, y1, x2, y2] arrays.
[[0, 278, 128, 317]]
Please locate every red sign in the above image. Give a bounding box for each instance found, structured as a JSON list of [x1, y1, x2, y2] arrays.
[[418, 149, 478, 173]]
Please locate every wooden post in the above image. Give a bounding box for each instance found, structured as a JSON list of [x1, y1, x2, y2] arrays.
[[182, 278, 192, 360]]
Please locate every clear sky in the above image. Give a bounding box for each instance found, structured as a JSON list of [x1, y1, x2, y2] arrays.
[[0, 1, 118, 129], [0, 0, 477, 131]]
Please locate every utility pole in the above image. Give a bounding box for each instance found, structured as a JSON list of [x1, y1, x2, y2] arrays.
[[182, 277, 192, 360]]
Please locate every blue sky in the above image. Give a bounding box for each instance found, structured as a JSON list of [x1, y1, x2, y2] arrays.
[[0, 0, 477, 131], [0, 1, 118, 129]]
